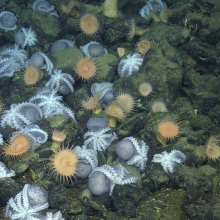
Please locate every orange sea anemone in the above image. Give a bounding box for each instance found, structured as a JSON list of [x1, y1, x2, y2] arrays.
[[157, 118, 180, 145], [79, 14, 99, 36], [139, 82, 153, 97], [116, 93, 135, 114], [105, 104, 126, 127], [50, 145, 78, 183], [2, 133, 33, 159], [51, 130, 67, 152], [60, 0, 81, 17], [75, 57, 97, 80], [23, 66, 40, 86], [105, 103, 126, 128], [136, 39, 151, 55], [151, 101, 168, 113], [205, 136, 220, 161], [105, 104, 126, 121], [82, 94, 102, 114]]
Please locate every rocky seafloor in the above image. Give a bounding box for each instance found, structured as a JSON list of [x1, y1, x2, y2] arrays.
[[0, 0, 220, 219]]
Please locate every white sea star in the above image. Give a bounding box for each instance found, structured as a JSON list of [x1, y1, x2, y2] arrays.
[[121, 137, 149, 170], [5, 184, 49, 220], [0, 161, 15, 179], [1, 102, 42, 130], [90, 164, 138, 195], [83, 126, 117, 151], [16, 27, 38, 48], [152, 150, 186, 173], [45, 69, 75, 95], [118, 53, 143, 77], [0, 133, 3, 145], [29, 90, 76, 121], [32, 0, 58, 17], [0, 44, 27, 78], [74, 145, 98, 169]]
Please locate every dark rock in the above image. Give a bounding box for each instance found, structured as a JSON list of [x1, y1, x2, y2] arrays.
[[172, 165, 217, 191], [0, 178, 22, 206], [48, 185, 70, 212]]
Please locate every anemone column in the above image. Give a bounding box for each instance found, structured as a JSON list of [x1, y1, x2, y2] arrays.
[[102, 0, 119, 18]]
